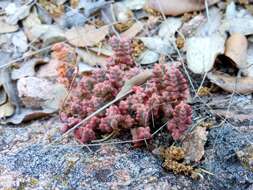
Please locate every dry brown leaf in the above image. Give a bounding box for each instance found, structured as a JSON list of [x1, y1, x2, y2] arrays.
[[11, 58, 48, 80], [0, 17, 18, 34], [225, 33, 248, 70], [182, 126, 208, 162], [76, 48, 108, 67], [120, 22, 144, 39], [137, 50, 159, 65], [0, 101, 15, 119], [180, 14, 206, 37], [90, 46, 113, 57], [1, 108, 54, 124], [207, 71, 253, 94], [139, 36, 175, 54], [146, 0, 220, 16], [29, 24, 65, 46], [116, 70, 152, 98], [65, 25, 109, 47], [6, 2, 33, 25]]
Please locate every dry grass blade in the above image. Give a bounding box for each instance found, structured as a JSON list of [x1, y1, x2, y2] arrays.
[[116, 70, 152, 98], [50, 89, 133, 146]]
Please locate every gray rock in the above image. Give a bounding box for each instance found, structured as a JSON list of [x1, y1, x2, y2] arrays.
[[17, 77, 66, 110]]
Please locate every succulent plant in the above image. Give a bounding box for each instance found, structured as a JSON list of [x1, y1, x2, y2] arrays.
[[55, 37, 192, 146]]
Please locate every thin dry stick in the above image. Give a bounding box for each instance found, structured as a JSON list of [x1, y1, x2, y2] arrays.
[[50, 89, 133, 145], [50, 138, 148, 147], [48, 120, 170, 148], [151, 121, 168, 137], [0, 44, 56, 69], [216, 70, 240, 128], [193, 71, 208, 99], [204, 0, 210, 23], [59, 65, 79, 115], [109, 4, 121, 39]]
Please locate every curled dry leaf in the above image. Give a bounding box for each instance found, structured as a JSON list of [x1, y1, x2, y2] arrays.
[[120, 22, 144, 39], [136, 50, 159, 65], [116, 70, 153, 98], [58, 10, 87, 28], [22, 7, 42, 41], [76, 48, 108, 67], [146, 0, 220, 16], [1, 108, 54, 125], [12, 58, 48, 80], [90, 46, 113, 57], [0, 101, 14, 119], [30, 24, 66, 46], [78, 63, 94, 73], [113, 2, 133, 23], [139, 36, 174, 55], [12, 31, 28, 53], [224, 33, 248, 71], [207, 71, 253, 94], [77, 0, 110, 17], [158, 17, 182, 40], [65, 25, 109, 47], [0, 17, 18, 34], [6, 2, 34, 25], [182, 126, 208, 162], [186, 34, 225, 74], [180, 14, 206, 37]]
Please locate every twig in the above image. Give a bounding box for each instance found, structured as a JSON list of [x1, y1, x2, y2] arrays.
[[0, 44, 55, 69], [50, 89, 133, 145], [91, 131, 116, 143], [151, 121, 168, 137], [47, 120, 171, 149], [200, 168, 215, 176], [204, 0, 210, 24]]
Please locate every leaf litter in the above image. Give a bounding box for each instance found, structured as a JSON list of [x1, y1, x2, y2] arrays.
[[0, 0, 253, 189]]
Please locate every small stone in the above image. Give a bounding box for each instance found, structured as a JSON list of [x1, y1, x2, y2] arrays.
[[236, 145, 253, 171], [17, 77, 66, 110]]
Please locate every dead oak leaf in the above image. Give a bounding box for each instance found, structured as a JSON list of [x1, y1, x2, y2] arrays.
[[0, 101, 14, 119], [65, 25, 109, 47], [207, 71, 253, 94], [0, 17, 18, 34], [120, 22, 144, 39]]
